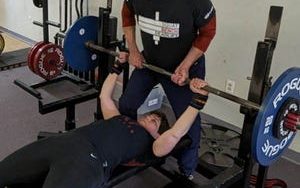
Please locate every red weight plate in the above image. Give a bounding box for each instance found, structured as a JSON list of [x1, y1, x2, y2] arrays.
[[28, 41, 47, 73], [33, 43, 65, 80]]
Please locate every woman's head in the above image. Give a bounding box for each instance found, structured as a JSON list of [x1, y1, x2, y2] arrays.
[[137, 110, 169, 139]]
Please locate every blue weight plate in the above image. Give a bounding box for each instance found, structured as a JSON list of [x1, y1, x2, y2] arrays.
[[64, 16, 99, 71], [252, 67, 300, 166]]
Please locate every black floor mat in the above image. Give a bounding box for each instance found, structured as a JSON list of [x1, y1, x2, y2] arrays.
[[0, 47, 30, 71]]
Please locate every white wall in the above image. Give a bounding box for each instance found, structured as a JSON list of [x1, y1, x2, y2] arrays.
[[205, 0, 300, 151], [0, 0, 299, 151]]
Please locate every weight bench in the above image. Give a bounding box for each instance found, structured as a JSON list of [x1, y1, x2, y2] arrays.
[[104, 134, 244, 188], [160, 163, 244, 188], [36, 130, 192, 188]]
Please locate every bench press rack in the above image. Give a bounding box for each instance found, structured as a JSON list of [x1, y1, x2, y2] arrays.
[[14, 0, 128, 131], [14, 0, 287, 187], [190, 5, 283, 188], [103, 5, 284, 188], [14, 74, 99, 131]]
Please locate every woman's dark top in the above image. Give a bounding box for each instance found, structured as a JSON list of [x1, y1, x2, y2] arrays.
[[74, 115, 155, 173]]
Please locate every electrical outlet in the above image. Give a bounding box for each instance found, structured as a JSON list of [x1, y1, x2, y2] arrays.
[[225, 79, 235, 93]]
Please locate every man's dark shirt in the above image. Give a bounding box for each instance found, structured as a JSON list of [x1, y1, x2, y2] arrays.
[[124, 0, 215, 72]]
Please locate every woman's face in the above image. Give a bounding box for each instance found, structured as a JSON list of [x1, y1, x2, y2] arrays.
[[138, 113, 161, 138]]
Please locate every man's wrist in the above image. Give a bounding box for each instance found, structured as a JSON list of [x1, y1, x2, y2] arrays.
[[179, 60, 193, 71]]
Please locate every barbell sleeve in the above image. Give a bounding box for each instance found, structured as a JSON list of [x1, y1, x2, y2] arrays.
[[85, 41, 261, 111]]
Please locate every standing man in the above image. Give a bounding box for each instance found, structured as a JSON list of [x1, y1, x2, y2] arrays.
[[120, 0, 216, 179]]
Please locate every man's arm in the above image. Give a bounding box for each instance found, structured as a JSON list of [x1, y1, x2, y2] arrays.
[[183, 0, 217, 69], [180, 16, 216, 71], [172, 14, 216, 86], [122, 2, 138, 54], [122, 1, 144, 68], [123, 26, 143, 65], [152, 78, 208, 157]]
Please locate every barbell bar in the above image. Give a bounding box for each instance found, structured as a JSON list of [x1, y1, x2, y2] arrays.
[[85, 41, 261, 111]]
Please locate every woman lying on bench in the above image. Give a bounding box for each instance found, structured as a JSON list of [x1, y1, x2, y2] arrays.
[[0, 55, 208, 188]]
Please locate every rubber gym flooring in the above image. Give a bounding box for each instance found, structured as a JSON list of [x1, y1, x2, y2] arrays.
[[0, 32, 30, 71], [0, 32, 299, 188]]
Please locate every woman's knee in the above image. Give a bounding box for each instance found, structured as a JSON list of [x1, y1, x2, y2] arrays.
[[118, 95, 139, 118]]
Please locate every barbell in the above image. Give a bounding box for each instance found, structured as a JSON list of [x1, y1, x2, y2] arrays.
[[62, 16, 300, 166], [86, 41, 263, 112], [86, 41, 260, 110]]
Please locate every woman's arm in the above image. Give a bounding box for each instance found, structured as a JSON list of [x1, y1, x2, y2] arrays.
[[152, 78, 208, 157], [99, 73, 121, 120], [152, 106, 199, 157], [99, 53, 129, 120]]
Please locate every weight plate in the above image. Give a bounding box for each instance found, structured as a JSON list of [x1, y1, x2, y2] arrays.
[[33, 43, 65, 80], [28, 41, 47, 73], [273, 98, 300, 139], [199, 124, 240, 168], [252, 67, 300, 166], [63, 16, 99, 71]]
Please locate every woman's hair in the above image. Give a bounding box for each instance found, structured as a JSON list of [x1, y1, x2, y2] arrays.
[[150, 110, 170, 135]]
